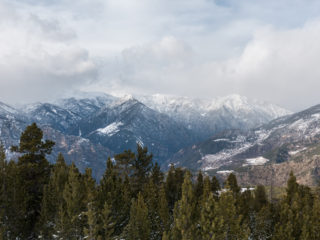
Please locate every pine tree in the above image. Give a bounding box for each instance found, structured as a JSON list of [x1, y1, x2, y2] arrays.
[[84, 202, 99, 240], [11, 123, 55, 239], [251, 205, 273, 240], [1, 160, 19, 239], [202, 176, 211, 200], [286, 171, 298, 204], [211, 176, 221, 200], [158, 184, 170, 232], [254, 185, 268, 212], [82, 168, 98, 240], [214, 190, 249, 240], [273, 202, 296, 240], [144, 179, 162, 239], [165, 165, 185, 211], [151, 162, 164, 187], [127, 192, 150, 240], [0, 144, 7, 238], [38, 153, 69, 238], [302, 196, 320, 239], [171, 171, 197, 240], [132, 145, 153, 194], [101, 200, 115, 240], [225, 173, 241, 196], [114, 149, 135, 178], [194, 171, 204, 199], [62, 162, 86, 238], [98, 158, 129, 236], [200, 193, 216, 240]]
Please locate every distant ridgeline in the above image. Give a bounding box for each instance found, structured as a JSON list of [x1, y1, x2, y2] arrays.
[[0, 123, 320, 239]]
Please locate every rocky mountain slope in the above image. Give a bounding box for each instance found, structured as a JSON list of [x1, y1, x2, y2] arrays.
[[0, 92, 290, 178], [169, 104, 320, 186]]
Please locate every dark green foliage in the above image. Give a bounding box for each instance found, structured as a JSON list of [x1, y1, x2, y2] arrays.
[[11, 123, 54, 239], [211, 175, 221, 198], [254, 185, 268, 212], [171, 171, 197, 240], [225, 173, 241, 195], [2, 124, 320, 239], [132, 145, 153, 194], [114, 149, 135, 178], [165, 165, 185, 211], [127, 192, 150, 240]]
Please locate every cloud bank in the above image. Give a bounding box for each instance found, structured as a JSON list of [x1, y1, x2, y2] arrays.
[[1, 0, 320, 110]]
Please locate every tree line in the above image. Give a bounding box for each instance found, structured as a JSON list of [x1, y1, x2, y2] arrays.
[[1, 123, 320, 239]]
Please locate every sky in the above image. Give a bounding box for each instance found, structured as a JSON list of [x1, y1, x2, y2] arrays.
[[1, 0, 320, 111]]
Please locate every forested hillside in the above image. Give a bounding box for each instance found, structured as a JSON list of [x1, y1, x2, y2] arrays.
[[1, 124, 320, 239]]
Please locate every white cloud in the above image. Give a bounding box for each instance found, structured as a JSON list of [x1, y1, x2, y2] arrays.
[[0, 1, 97, 104], [1, 0, 320, 110]]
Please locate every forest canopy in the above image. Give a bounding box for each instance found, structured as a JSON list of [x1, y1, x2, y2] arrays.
[[0, 123, 319, 239]]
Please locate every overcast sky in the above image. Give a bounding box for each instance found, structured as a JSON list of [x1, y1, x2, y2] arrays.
[[1, 0, 320, 111]]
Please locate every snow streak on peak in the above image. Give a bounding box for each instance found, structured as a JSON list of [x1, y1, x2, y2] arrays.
[[137, 93, 291, 119], [96, 122, 123, 136]]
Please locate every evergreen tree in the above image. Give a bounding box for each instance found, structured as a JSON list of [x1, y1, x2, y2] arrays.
[[11, 123, 54, 239], [84, 202, 99, 240], [165, 165, 185, 211], [151, 162, 164, 187], [225, 173, 241, 196], [144, 179, 162, 239], [114, 149, 135, 178], [214, 190, 249, 240], [62, 162, 86, 238], [127, 192, 150, 240], [171, 171, 197, 240], [251, 205, 273, 240], [98, 158, 130, 236], [301, 196, 320, 239], [38, 153, 69, 238], [200, 193, 216, 240], [286, 171, 299, 204], [194, 171, 204, 199], [0, 144, 7, 238], [132, 145, 153, 194], [158, 184, 170, 233], [254, 185, 268, 212], [101, 200, 115, 240], [83, 168, 98, 240]]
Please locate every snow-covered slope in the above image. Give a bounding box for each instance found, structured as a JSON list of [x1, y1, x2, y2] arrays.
[[138, 94, 289, 118], [79, 98, 196, 163], [137, 94, 291, 139], [168, 103, 320, 176]]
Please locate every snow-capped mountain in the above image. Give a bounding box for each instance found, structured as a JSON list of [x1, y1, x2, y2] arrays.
[[78, 97, 196, 163], [0, 92, 292, 179], [137, 94, 291, 139], [25, 103, 82, 135], [168, 103, 320, 186]]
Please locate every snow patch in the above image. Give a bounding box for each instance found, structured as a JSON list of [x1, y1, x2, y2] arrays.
[[136, 137, 144, 147], [245, 156, 269, 166], [96, 122, 123, 136], [289, 147, 307, 155], [217, 170, 234, 175], [213, 138, 229, 142]]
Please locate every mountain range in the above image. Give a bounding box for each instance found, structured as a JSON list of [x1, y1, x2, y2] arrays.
[[0, 92, 293, 180], [169, 104, 320, 186]]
